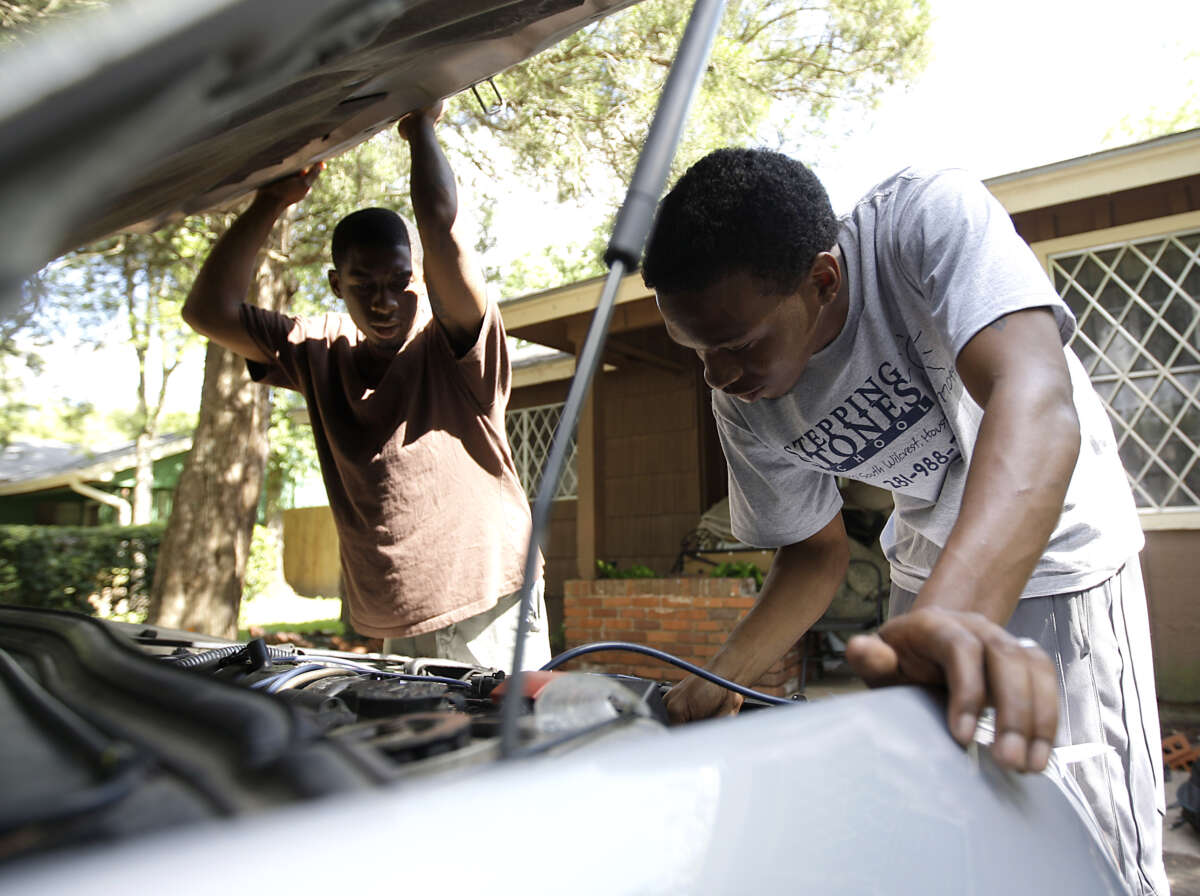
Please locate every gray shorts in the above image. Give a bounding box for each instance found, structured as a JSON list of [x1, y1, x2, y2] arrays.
[[382, 579, 551, 673], [890, 561, 1168, 896]]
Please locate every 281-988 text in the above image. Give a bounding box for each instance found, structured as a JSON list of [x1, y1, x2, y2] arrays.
[[881, 449, 956, 490]]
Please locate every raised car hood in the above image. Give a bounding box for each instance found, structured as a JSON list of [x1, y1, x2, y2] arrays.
[[0, 0, 641, 307]]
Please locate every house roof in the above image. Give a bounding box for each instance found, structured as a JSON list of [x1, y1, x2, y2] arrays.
[[500, 271, 657, 354], [0, 433, 192, 497], [496, 127, 1200, 352], [984, 127, 1200, 213], [511, 342, 576, 388]]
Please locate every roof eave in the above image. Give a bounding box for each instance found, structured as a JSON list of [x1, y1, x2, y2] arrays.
[[985, 127, 1200, 214], [0, 435, 193, 498]]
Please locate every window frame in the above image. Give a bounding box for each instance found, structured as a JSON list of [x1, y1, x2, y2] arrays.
[[1030, 209, 1200, 530], [505, 401, 578, 501]]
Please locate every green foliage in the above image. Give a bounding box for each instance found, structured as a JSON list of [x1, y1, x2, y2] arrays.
[[263, 390, 319, 517], [286, 132, 415, 315], [237, 618, 346, 640], [0, 523, 164, 620], [242, 525, 281, 602], [549, 621, 566, 655], [445, 0, 930, 208], [0, 367, 34, 447], [0, 0, 109, 47], [709, 560, 764, 590], [494, 232, 608, 297], [1104, 49, 1200, 145], [11, 398, 129, 449], [0, 272, 51, 446], [596, 560, 658, 579], [13, 218, 210, 510]]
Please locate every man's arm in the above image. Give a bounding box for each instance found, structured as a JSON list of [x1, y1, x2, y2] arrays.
[[665, 514, 850, 721], [397, 103, 488, 356], [181, 166, 322, 363], [666, 500, 1061, 773], [912, 307, 1080, 625]]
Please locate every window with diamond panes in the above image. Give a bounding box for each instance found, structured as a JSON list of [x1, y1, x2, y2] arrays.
[[1050, 227, 1200, 511], [505, 402, 578, 500]]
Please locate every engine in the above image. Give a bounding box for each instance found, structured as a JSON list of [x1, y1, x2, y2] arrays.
[[0, 604, 669, 864]]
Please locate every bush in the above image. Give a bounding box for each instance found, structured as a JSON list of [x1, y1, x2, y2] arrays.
[[0, 523, 165, 621], [595, 560, 657, 579], [242, 524, 281, 603], [708, 560, 764, 590]]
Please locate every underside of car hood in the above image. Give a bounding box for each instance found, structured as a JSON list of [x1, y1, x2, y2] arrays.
[[0, 0, 641, 308]]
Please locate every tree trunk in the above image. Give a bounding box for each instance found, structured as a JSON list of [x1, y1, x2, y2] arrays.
[[147, 229, 293, 638], [261, 460, 292, 598], [132, 431, 154, 524]]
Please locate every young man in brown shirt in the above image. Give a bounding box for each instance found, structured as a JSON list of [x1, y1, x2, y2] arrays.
[[182, 104, 547, 671]]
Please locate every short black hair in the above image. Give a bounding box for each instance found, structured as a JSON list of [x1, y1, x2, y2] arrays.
[[330, 207, 411, 268], [642, 148, 837, 295]]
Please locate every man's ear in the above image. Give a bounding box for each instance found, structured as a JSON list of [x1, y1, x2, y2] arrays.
[[327, 268, 342, 298], [811, 251, 841, 307]]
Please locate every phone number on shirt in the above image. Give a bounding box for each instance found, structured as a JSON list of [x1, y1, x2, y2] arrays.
[[881, 450, 957, 490]]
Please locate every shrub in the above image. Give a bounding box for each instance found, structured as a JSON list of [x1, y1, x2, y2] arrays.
[[0, 523, 165, 620], [596, 560, 657, 579], [708, 560, 764, 590], [242, 524, 281, 603]]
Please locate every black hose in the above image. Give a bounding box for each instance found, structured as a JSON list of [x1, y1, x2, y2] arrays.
[[541, 641, 794, 706], [163, 641, 296, 672], [0, 648, 151, 833]]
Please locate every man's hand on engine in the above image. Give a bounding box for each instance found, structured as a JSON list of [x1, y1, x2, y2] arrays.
[[665, 673, 743, 724]]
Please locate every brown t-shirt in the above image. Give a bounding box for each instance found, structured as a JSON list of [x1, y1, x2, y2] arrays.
[[241, 300, 540, 638]]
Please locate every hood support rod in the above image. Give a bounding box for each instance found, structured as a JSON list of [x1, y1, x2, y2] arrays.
[[501, 0, 728, 759]]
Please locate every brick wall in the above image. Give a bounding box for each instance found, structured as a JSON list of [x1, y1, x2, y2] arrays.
[[562, 577, 803, 697]]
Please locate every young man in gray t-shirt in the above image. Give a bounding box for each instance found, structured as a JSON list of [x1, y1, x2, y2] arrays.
[[643, 149, 1166, 896]]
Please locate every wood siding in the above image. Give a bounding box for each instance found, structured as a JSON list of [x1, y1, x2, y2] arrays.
[[281, 506, 341, 597], [1140, 531, 1200, 703], [1009, 174, 1200, 243], [598, 329, 706, 576], [511, 327, 713, 581], [508, 378, 568, 411]]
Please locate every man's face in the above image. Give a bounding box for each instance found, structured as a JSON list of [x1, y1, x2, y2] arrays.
[[328, 242, 421, 348], [658, 264, 836, 403]]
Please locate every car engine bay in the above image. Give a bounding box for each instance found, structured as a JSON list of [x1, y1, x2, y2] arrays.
[[0, 602, 754, 864]]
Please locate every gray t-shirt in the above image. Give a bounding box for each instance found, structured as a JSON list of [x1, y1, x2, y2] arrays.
[[717, 168, 1143, 598]]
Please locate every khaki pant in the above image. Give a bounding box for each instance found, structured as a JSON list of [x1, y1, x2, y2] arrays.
[[891, 560, 1168, 896], [382, 580, 551, 673]]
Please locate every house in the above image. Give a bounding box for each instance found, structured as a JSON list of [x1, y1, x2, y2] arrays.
[[501, 127, 1200, 699], [0, 434, 191, 526]]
